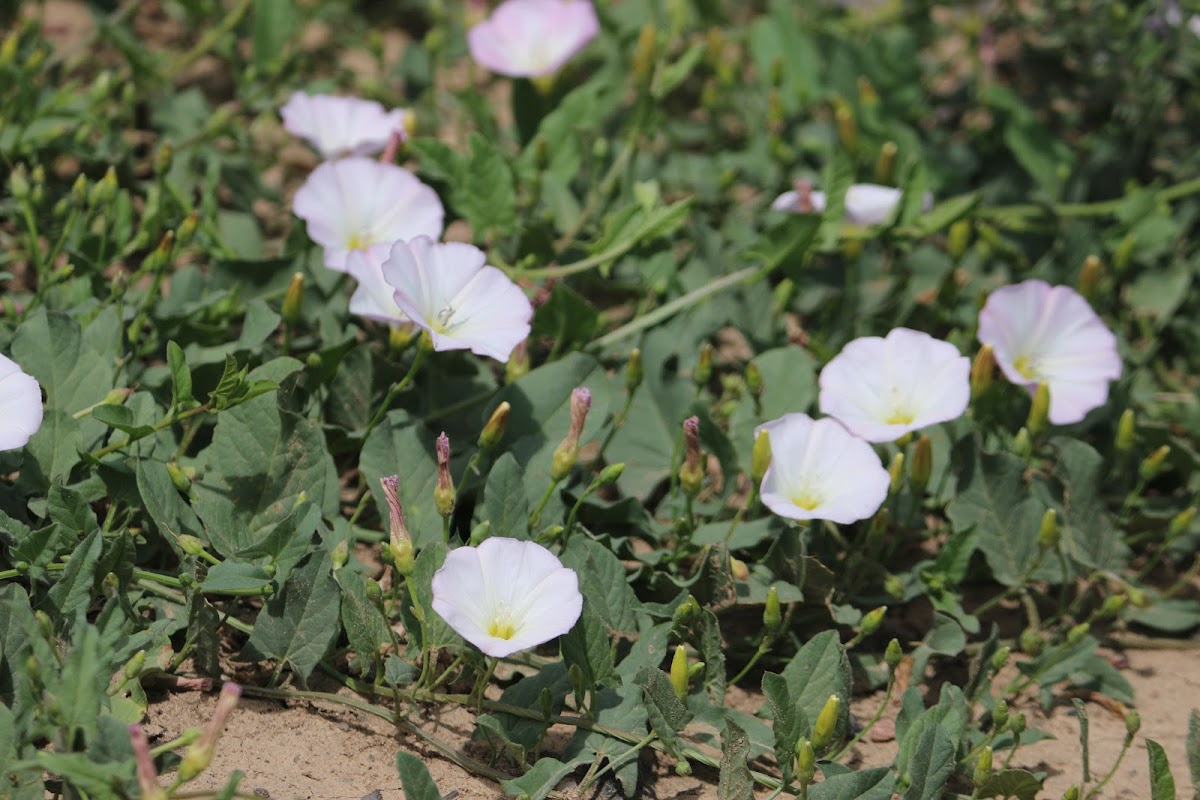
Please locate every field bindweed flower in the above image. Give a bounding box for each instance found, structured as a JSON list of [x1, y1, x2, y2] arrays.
[[467, 0, 599, 79], [345, 247, 412, 327], [771, 181, 931, 226], [431, 537, 583, 658], [756, 413, 889, 524], [280, 91, 411, 160], [977, 280, 1121, 425], [818, 328, 970, 442], [381, 236, 532, 362], [292, 157, 444, 273], [0, 354, 43, 451]]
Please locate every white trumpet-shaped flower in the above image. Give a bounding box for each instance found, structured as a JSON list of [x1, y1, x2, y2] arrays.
[[431, 537, 583, 658], [467, 0, 599, 78], [771, 182, 931, 226], [280, 92, 411, 160], [819, 328, 970, 442], [381, 236, 532, 362], [292, 157, 444, 273], [977, 280, 1121, 425], [0, 354, 43, 451], [345, 247, 410, 326], [756, 413, 889, 525]]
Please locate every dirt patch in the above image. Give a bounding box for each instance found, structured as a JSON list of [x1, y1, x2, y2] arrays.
[[147, 648, 1198, 800]]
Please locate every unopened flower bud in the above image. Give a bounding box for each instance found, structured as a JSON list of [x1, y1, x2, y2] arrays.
[[592, 462, 625, 490], [1037, 508, 1060, 551], [632, 24, 657, 87], [795, 739, 816, 783], [469, 520, 491, 546], [833, 98, 857, 154], [874, 141, 898, 185], [479, 401, 510, 452], [909, 435, 932, 497], [505, 340, 530, 382], [948, 219, 972, 261], [1026, 383, 1051, 437], [811, 694, 841, 752], [1066, 622, 1089, 646], [694, 344, 713, 388], [672, 594, 700, 626], [176, 211, 199, 247], [751, 428, 772, 484], [1139, 445, 1170, 482], [124, 650, 146, 680], [1114, 232, 1137, 272], [762, 587, 782, 633], [729, 556, 749, 581], [534, 524, 563, 545], [670, 644, 689, 701], [10, 164, 31, 201], [680, 416, 704, 498], [686, 661, 705, 681], [888, 452, 905, 496], [281, 272, 304, 327], [1019, 627, 1044, 656], [1061, 785, 1080, 800], [1124, 710, 1140, 737], [860, 606, 886, 637], [868, 508, 890, 541], [1012, 427, 1033, 459], [884, 573, 904, 600], [1077, 255, 1103, 302], [1127, 586, 1148, 607], [179, 683, 241, 781], [885, 638, 902, 670], [990, 646, 1011, 674], [177, 535, 205, 557], [1098, 593, 1127, 618], [1008, 711, 1026, 735], [970, 345, 995, 398], [380, 475, 414, 574], [331, 539, 349, 570], [1167, 506, 1196, 539], [129, 724, 167, 800], [434, 432, 455, 518], [625, 348, 643, 392], [551, 387, 591, 481], [154, 141, 173, 177], [973, 746, 993, 787], [993, 700, 1008, 730], [745, 360, 764, 400]]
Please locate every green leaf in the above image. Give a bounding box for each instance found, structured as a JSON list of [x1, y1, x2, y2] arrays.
[[40, 528, 102, 620], [167, 340, 193, 407], [136, 457, 203, 556], [334, 569, 388, 677], [51, 622, 106, 750], [560, 602, 618, 699], [458, 132, 517, 236], [21, 410, 82, 488], [912, 193, 979, 236], [778, 631, 852, 742], [1146, 739, 1177, 800], [1049, 439, 1130, 574], [402, 543, 463, 653], [46, 481, 98, 537], [12, 309, 113, 418], [637, 666, 692, 759], [199, 562, 273, 594], [810, 767, 894, 800], [90, 404, 153, 437], [482, 452, 530, 539], [500, 755, 586, 800], [653, 42, 704, 99], [252, 0, 294, 72], [978, 769, 1042, 800], [241, 552, 341, 683], [395, 750, 442, 800], [902, 725, 955, 800], [1187, 709, 1200, 793], [946, 442, 1047, 587], [561, 537, 639, 635], [761, 673, 803, 782], [718, 719, 754, 800], [531, 283, 599, 351]]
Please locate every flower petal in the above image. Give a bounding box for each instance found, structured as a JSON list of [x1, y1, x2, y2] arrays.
[[0, 355, 42, 452], [468, 0, 598, 78]]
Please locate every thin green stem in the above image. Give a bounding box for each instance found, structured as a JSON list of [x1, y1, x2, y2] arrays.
[[164, 0, 254, 79], [363, 347, 428, 438], [832, 670, 896, 761], [90, 402, 212, 459], [577, 733, 656, 793], [528, 477, 561, 532], [724, 484, 760, 545]]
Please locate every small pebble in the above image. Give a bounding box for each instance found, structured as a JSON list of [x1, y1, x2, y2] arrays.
[[869, 718, 896, 742]]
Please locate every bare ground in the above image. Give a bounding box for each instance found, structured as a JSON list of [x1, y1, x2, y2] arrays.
[[146, 648, 1198, 800]]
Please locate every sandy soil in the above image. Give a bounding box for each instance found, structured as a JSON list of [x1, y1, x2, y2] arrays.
[[146, 648, 1198, 800]]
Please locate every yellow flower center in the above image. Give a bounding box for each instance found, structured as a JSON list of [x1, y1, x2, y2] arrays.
[[1013, 354, 1039, 380], [346, 232, 368, 250], [486, 617, 517, 640], [789, 489, 823, 511], [884, 408, 916, 426]]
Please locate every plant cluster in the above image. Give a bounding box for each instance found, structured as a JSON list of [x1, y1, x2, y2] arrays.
[[1, 1, 1199, 799]]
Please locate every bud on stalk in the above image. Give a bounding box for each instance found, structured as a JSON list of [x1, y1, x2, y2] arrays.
[[679, 416, 704, 498], [550, 388, 591, 481], [479, 401, 511, 452], [670, 644, 689, 701], [434, 432, 455, 518]]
